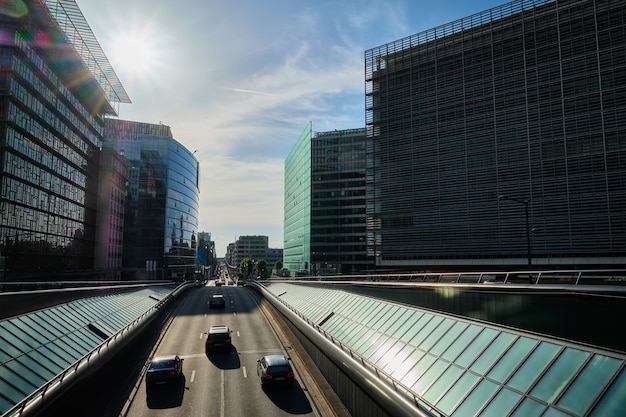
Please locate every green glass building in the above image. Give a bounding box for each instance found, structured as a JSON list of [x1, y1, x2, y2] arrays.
[[284, 123, 312, 273]]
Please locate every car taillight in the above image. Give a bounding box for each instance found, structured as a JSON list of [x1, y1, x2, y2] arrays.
[[224, 338, 231, 343], [169, 371, 176, 376], [263, 373, 273, 380], [287, 371, 294, 378], [206, 340, 213, 345]]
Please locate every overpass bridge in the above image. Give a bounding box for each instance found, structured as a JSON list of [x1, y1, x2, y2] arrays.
[[1, 271, 625, 417]]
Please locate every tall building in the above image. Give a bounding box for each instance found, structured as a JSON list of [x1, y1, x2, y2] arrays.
[[94, 147, 128, 279], [0, 0, 130, 280], [104, 119, 200, 280], [284, 123, 369, 275], [311, 128, 368, 275], [365, 0, 626, 271], [284, 123, 312, 272]]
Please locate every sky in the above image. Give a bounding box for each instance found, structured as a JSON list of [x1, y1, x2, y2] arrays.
[[77, 0, 506, 257]]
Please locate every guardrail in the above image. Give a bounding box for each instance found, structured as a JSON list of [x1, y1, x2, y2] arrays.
[[250, 281, 436, 417], [278, 269, 626, 286], [4, 282, 191, 417]]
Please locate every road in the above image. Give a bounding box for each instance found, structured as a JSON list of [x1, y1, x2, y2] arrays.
[[122, 280, 316, 417]]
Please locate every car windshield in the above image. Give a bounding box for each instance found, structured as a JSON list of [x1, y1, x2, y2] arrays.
[[150, 360, 175, 370]]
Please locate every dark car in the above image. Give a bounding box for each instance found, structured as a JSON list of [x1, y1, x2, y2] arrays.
[[206, 325, 231, 353], [257, 354, 294, 388], [209, 294, 225, 309], [145, 355, 183, 386]]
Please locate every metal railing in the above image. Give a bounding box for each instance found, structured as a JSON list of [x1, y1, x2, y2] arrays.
[[275, 269, 626, 287]]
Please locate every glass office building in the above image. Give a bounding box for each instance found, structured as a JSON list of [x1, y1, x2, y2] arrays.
[[311, 128, 368, 274], [104, 119, 200, 280], [284, 124, 369, 275], [0, 1, 130, 279], [365, 0, 626, 270], [284, 123, 312, 273]]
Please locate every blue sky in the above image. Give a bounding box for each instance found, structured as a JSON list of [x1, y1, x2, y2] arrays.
[[77, 0, 506, 257]]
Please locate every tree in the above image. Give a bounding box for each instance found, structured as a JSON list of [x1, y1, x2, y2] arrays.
[[257, 259, 268, 278], [239, 258, 254, 277], [274, 260, 283, 271]]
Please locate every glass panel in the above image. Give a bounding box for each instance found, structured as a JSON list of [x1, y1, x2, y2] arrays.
[[17, 355, 55, 381], [0, 337, 22, 358], [470, 331, 516, 375], [20, 315, 55, 341], [5, 360, 46, 390], [451, 379, 499, 417], [530, 347, 590, 403], [353, 329, 378, 354], [590, 366, 626, 417], [508, 341, 561, 392], [399, 312, 429, 343], [28, 349, 63, 375], [0, 376, 26, 403], [360, 333, 386, 358], [479, 387, 521, 417], [5, 319, 39, 348], [378, 341, 415, 374], [367, 336, 396, 363], [558, 355, 622, 416], [420, 318, 455, 352], [456, 327, 498, 368], [409, 315, 443, 348], [403, 353, 436, 387], [488, 336, 538, 383], [370, 305, 395, 329], [412, 359, 450, 396], [53, 305, 85, 328], [388, 344, 422, 377], [431, 321, 469, 357], [422, 364, 464, 402], [436, 371, 481, 415], [378, 307, 405, 334], [510, 397, 546, 417], [442, 324, 482, 362], [385, 309, 416, 336]]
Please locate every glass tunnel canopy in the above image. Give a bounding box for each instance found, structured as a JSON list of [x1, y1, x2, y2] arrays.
[[264, 282, 626, 417]]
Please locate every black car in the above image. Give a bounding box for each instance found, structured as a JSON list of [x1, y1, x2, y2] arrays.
[[209, 294, 225, 309], [145, 355, 183, 386], [206, 325, 232, 353], [257, 354, 294, 388]]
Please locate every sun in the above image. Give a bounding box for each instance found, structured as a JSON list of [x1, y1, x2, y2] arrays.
[[108, 28, 159, 79]]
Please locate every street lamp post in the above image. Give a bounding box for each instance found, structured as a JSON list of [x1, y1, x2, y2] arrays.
[[499, 195, 531, 266]]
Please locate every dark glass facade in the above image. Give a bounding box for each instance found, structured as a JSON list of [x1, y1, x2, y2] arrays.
[[311, 128, 368, 274], [104, 119, 200, 280], [0, 1, 129, 280], [365, 0, 626, 270]]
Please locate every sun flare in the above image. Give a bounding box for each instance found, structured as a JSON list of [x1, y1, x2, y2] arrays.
[[108, 28, 159, 79]]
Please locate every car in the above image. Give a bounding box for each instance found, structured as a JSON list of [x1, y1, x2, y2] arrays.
[[145, 355, 183, 386], [206, 325, 232, 353], [209, 294, 226, 309], [257, 354, 294, 388]]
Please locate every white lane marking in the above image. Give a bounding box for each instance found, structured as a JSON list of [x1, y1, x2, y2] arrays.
[[220, 369, 225, 417], [199, 333, 204, 339], [242, 366, 247, 378], [237, 330, 240, 337], [190, 370, 196, 383]]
